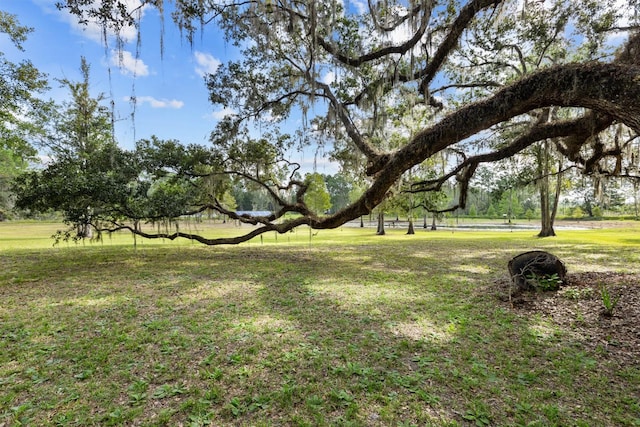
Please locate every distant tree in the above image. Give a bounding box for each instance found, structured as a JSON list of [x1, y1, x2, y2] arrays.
[[0, 11, 50, 216], [592, 205, 603, 219], [324, 173, 352, 214], [521, 197, 538, 218], [348, 181, 367, 227], [595, 176, 625, 212], [567, 168, 626, 218], [13, 58, 126, 239], [572, 206, 585, 219], [219, 191, 237, 211], [498, 189, 524, 223], [0, 147, 27, 219], [304, 173, 331, 215], [468, 168, 495, 215], [525, 208, 535, 222], [215, 190, 237, 222], [0, 11, 50, 155], [486, 204, 497, 219]]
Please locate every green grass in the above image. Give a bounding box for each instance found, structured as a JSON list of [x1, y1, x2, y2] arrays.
[[1, 221, 640, 426]]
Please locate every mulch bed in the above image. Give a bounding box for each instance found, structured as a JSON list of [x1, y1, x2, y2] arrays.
[[495, 272, 640, 366]]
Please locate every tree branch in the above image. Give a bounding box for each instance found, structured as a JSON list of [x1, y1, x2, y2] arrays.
[[417, 0, 503, 93], [317, 2, 431, 67], [320, 60, 640, 227]]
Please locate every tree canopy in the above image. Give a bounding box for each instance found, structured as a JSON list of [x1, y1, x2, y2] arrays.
[[24, 0, 640, 244], [0, 11, 50, 217], [0, 11, 49, 156]]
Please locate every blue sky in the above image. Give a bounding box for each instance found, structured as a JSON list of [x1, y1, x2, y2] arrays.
[[1, 0, 337, 173], [1, 0, 228, 148]]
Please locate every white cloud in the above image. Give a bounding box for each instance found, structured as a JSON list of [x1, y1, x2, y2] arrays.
[[194, 51, 221, 77], [110, 50, 149, 76], [322, 71, 336, 85], [126, 96, 184, 109], [38, 154, 54, 167], [210, 107, 237, 120]]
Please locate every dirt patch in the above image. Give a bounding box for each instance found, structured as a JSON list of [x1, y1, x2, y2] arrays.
[[496, 272, 640, 366]]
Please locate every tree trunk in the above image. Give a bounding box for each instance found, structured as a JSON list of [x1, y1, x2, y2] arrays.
[[507, 188, 512, 224], [634, 181, 639, 220], [430, 212, 437, 230], [538, 179, 554, 236], [549, 159, 562, 228], [538, 140, 556, 237], [376, 211, 385, 235], [407, 219, 415, 235], [360, 216, 364, 227], [77, 222, 93, 239]]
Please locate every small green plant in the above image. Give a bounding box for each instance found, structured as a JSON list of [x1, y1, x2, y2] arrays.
[[416, 389, 440, 405], [463, 402, 492, 426], [330, 389, 355, 408], [202, 367, 223, 380], [600, 284, 622, 317], [526, 273, 562, 291], [152, 383, 186, 399], [127, 379, 149, 406], [560, 287, 594, 300], [225, 396, 249, 417]]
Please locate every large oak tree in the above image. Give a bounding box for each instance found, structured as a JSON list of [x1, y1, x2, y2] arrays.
[[39, 0, 640, 244]]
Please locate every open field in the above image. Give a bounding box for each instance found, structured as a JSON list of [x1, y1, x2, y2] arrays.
[[1, 221, 639, 426]]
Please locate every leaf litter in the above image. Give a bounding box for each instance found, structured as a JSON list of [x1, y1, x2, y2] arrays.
[[496, 272, 640, 366]]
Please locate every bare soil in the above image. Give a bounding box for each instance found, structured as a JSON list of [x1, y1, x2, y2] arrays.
[[496, 272, 640, 366]]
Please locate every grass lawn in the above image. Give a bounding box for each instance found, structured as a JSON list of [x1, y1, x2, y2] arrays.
[[1, 221, 639, 426]]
